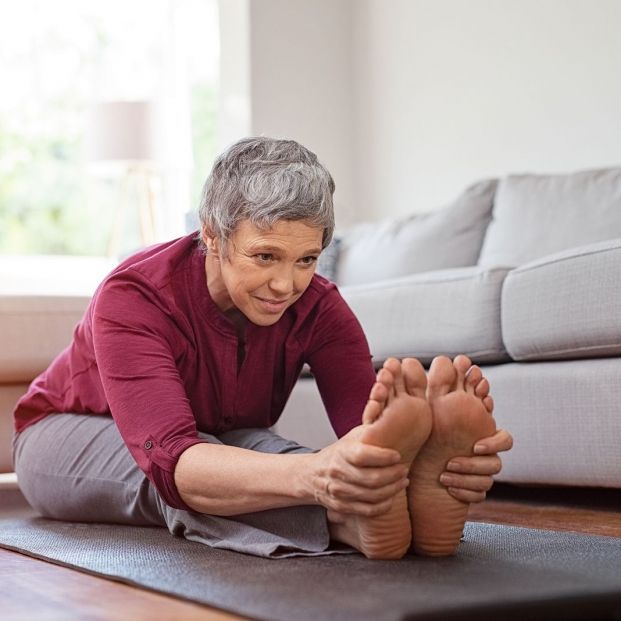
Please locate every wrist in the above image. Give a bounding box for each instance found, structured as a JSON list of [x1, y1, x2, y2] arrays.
[[292, 452, 321, 505]]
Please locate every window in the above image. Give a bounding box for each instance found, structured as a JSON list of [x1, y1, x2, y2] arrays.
[[0, 0, 219, 258]]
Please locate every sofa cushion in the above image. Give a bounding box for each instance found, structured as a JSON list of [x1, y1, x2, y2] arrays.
[[340, 266, 510, 366], [479, 168, 621, 268], [0, 295, 90, 383], [501, 238, 621, 361], [336, 179, 498, 286]]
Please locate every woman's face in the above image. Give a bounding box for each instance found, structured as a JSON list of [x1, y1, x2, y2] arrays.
[[206, 219, 323, 327]]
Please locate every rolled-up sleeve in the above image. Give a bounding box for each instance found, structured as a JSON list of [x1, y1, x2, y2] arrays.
[[92, 271, 206, 510]]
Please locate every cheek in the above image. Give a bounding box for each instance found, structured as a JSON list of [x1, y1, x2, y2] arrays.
[[227, 267, 265, 298], [294, 269, 315, 293]]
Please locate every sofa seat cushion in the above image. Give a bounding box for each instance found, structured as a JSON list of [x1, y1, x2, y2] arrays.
[[340, 266, 510, 366], [336, 179, 498, 286], [502, 238, 621, 361], [479, 168, 621, 268], [0, 295, 90, 383]]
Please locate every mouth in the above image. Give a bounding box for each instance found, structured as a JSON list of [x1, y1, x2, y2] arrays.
[[254, 296, 291, 314]]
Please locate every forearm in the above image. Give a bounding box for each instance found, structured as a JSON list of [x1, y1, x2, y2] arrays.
[[174, 443, 317, 515]]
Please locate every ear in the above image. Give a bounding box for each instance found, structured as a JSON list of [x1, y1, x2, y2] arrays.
[[201, 227, 221, 257]]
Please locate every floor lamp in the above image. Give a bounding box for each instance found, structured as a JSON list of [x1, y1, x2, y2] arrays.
[[86, 101, 159, 258]]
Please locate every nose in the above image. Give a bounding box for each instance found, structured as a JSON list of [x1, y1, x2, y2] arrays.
[[268, 265, 294, 297]]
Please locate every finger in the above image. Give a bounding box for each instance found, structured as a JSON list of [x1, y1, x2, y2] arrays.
[[348, 443, 402, 467], [473, 429, 514, 454], [341, 462, 410, 489], [445, 455, 502, 475], [328, 477, 409, 504], [326, 496, 396, 518], [447, 487, 487, 504], [439, 473, 494, 492]]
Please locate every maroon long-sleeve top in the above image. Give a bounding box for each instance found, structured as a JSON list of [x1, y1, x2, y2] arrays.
[[14, 233, 376, 510]]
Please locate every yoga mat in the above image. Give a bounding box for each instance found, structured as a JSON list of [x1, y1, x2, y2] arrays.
[[0, 514, 620, 621]]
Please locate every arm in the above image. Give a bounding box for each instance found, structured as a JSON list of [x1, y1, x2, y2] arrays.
[[92, 274, 210, 510], [174, 426, 408, 517]]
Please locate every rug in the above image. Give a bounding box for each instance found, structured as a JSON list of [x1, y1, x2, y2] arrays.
[[0, 515, 620, 621]]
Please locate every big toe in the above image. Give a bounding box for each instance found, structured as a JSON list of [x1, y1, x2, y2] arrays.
[[426, 356, 457, 401], [402, 358, 427, 399]]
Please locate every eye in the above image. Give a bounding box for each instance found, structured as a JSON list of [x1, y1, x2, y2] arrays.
[[255, 253, 274, 263], [299, 256, 318, 266]]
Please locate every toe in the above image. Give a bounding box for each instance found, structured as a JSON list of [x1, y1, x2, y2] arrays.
[[370, 380, 390, 406], [362, 380, 390, 424], [362, 398, 383, 424], [376, 367, 395, 394], [453, 355, 472, 391], [483, 395, 494, 414], [426, 356, 457, 400], [402, 358, 427, 398], [474, 377, 490, 399], [383, 357, 405, 395], [465, 365, 482, 394]]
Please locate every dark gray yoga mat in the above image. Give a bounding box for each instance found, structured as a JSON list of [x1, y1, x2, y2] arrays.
[[0, 514, 620, 621]]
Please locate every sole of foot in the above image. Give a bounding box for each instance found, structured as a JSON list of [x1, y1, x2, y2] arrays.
[[408, 355, 497, 557], [330, 358, 432, 560]]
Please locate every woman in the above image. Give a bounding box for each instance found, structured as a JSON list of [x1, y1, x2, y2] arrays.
[[12, 137, 512, 559]]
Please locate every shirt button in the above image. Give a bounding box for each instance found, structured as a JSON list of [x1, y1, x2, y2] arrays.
[[144, 441, 153, 450]]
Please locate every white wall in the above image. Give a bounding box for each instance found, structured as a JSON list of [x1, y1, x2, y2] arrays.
[[225, 0, 621, 225], [248, 0, 357, 226], [352, 0, 621, 219]]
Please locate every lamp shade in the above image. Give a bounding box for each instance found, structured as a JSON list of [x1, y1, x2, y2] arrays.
[[85, 100, 157, 164]]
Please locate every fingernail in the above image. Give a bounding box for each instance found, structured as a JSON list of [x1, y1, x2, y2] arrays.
[[439, 474, 452, 485], [474, 444, 486, 454], [447, 461, 460, 470]]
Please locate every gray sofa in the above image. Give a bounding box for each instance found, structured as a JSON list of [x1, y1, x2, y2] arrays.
[[276, 167, 621, 489]]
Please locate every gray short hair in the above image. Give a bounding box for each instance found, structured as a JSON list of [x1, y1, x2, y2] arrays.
[[197, 137, 335, 255]]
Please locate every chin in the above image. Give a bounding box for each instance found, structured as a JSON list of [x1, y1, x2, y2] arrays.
[[249, 313, 284, 326]]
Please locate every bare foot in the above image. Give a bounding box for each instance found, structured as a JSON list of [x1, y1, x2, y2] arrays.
[[408, 355, 497, 556], [329, 358, 432, 559]]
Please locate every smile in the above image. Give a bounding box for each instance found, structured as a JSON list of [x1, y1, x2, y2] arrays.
[[255, 297, 290, 313]]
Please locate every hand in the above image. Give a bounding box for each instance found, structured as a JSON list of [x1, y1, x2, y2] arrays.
[[309, 425, 410, 517], [439, 429, 514, 503]]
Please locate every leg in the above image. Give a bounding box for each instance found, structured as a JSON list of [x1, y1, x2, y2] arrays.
[[407, 355, 497, 556], [13, 414, 165, 525], [13, 414, 340, 558]]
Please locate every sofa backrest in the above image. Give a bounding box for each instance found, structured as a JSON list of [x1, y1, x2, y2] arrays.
[[330, 179, 498, 286], [478, 167, 621, 268]]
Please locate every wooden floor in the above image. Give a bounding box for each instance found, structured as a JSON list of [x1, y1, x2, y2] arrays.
[[1, 484, 620, 620]]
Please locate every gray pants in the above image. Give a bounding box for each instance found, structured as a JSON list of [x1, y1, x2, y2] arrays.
[[12, 414, 349, 559]]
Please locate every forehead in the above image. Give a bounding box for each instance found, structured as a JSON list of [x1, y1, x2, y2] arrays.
[[233, 219, 323, 250]]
